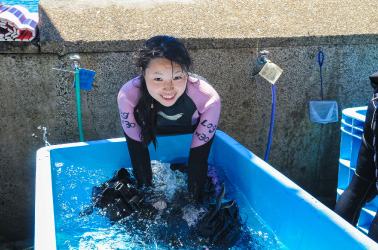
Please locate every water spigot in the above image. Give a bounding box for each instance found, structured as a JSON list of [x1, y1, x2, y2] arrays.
[[257, 50, 270, 64], [70, 54, 81, 70], [252, 50, 270, 76]]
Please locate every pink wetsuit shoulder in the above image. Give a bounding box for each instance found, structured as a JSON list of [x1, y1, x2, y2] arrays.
[[186, 77, 221, 148], [117, 77, 143, 142]]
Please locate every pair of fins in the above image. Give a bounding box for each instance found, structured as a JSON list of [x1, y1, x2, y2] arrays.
[[195, 184, 243, 248]]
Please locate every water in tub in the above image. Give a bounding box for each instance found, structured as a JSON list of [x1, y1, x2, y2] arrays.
[[53, 160, 288, 249]]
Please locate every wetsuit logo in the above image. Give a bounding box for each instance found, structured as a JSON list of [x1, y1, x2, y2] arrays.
[[157, 111, 184, 121]]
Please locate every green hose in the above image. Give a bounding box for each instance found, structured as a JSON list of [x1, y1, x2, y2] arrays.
[[75, 68, 84, 142]]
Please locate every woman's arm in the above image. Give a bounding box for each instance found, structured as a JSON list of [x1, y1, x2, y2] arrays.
[[118, 79, 153, 187], [124, 132, 152, 187], [188, 136, 215, 202], [187, 78, 221, 202], [117, 81, 142, 142]]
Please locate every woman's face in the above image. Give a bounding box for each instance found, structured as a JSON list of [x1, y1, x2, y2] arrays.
[[144, 58, 187, 107]]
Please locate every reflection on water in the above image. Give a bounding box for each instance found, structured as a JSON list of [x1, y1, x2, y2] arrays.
[[53, 161, 288, 249]]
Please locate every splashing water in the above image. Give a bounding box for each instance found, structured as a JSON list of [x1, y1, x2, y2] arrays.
[[150, 160, 187, 202], [38, 125, 50, 146], [53, 161, 288, 249]]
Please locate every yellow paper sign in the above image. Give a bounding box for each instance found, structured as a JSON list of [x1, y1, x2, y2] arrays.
[[259, 62, 283, 84]]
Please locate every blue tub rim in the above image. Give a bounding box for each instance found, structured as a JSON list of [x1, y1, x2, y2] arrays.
[[35, 130, 378, 249]]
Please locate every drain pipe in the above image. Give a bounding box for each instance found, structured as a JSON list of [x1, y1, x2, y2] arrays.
[[70, 55, 84, 142]]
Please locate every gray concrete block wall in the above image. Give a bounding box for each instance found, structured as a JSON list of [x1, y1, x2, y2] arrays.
[[1, 42, 377, 242], [191, 44, 377, 199], [0, 52, 137, 241], [1, 0, 377, 244]]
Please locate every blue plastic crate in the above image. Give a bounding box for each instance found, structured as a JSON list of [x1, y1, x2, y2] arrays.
[[338, 159, 354, 190], [358, 204, 376, 234], [338, 106, 378, 234], [340, 127, 362, 167]]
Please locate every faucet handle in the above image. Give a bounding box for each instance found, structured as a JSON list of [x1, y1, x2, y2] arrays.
[[257, 50, 270, 64], [70, 54, 81, 69], [252, 50, 270, 76]]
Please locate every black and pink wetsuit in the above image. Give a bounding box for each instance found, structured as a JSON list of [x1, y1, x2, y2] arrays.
[[117, 76, 221, 201]]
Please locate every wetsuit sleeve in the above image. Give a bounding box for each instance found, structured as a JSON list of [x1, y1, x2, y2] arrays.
[[188, 136, 214, 202], [187, 79, 221, 202], [188, 78, 221, 149], [117, 83, 143, 142], [124, 132, 152, 187], [118, 81, 152, 187]]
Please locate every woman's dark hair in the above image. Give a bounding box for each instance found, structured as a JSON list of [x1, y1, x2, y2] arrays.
[[134, 35, 192, 148]]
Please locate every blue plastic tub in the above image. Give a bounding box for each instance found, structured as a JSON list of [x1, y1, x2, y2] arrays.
[[35, 130, 377, 249], [338, 106, 378, 234]]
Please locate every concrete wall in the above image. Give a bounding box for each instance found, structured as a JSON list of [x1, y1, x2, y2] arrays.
[[0, 0, 377, 243]]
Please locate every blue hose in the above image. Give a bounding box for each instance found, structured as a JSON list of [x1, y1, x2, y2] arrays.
[[264, 84, 276, 162]]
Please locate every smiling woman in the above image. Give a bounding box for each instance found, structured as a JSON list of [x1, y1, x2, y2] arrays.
[[117, 35, 221, 203], [144, 58, 187, 107]]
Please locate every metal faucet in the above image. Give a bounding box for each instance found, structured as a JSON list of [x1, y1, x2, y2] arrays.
[[252, 50, 270, 76], [70, 54, 81, 70]]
